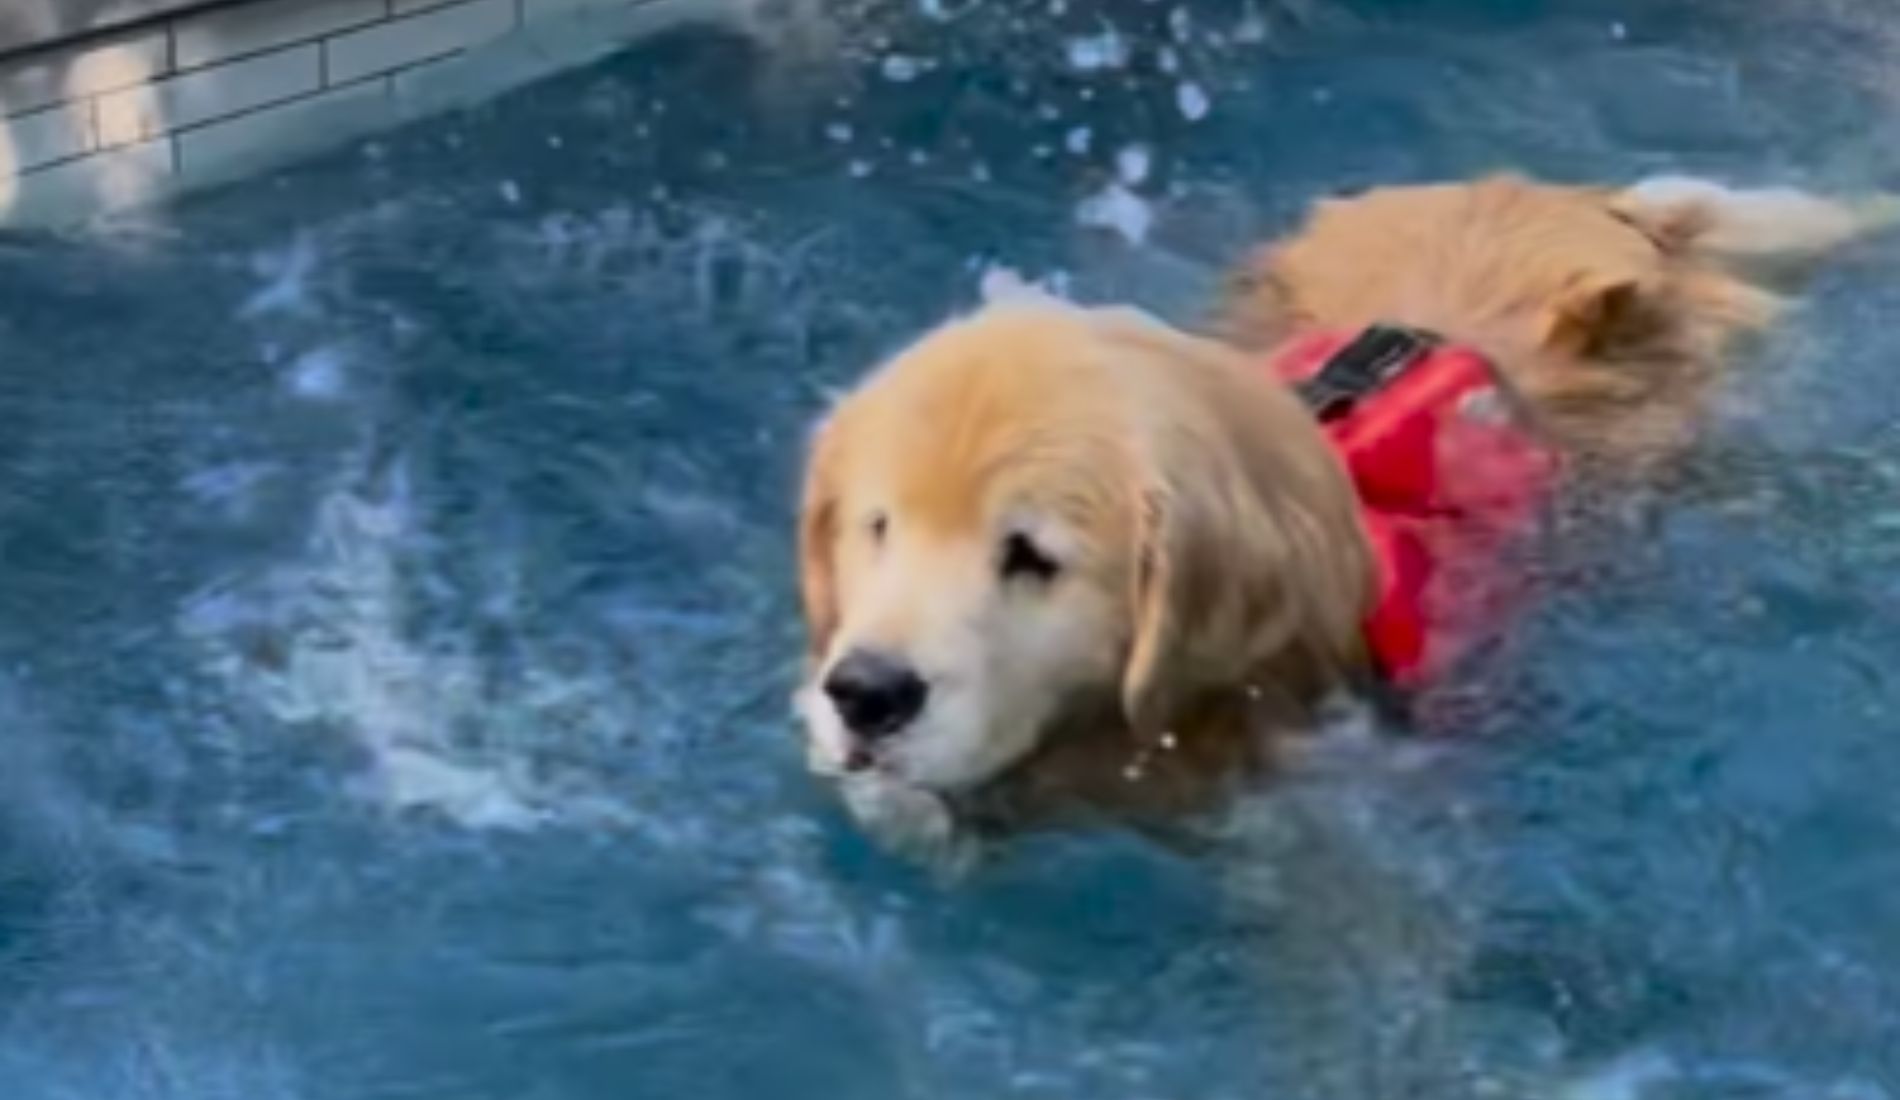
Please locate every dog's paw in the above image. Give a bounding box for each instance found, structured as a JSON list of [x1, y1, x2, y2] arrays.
[[839, 774, 981, 875]]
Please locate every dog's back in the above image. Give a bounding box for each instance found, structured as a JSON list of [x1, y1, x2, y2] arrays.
[[1222, 175, 1891, 460]]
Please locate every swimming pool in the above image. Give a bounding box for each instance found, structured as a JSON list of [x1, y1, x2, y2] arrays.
[[3, 0, 1900, 1096]]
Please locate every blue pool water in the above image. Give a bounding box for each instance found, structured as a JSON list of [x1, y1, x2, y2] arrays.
[[4, 1, 1900, 1096]]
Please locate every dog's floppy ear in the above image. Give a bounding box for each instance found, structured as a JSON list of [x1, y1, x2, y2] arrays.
[[796, 413, 846, 659], [1118, 396, 1370, 735], [1542, 272, 1650, 356], [1122, 477, 1247, 734]]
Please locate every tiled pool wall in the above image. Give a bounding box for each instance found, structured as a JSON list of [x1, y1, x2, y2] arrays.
[[0, 0, 747, 225]]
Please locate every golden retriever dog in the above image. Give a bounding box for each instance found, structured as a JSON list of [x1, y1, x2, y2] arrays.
[[796, 173, 1892, 863]]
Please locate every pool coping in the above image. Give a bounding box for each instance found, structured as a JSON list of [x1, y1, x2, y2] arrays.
[[0, 0, 746, 227]]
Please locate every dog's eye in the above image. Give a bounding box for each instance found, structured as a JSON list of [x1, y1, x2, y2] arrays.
[[867, 512, 888, 544], [999, 532, 1060, 584]]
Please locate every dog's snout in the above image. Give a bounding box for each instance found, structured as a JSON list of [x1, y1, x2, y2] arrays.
[[823, 649, 929, 739]]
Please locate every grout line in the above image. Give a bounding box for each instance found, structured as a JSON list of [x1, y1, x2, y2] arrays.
[[172, 10, 390, 77], [0, 0, 252, 68]]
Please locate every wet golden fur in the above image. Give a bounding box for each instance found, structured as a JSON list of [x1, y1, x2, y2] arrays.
[[1220, 176, 1786, 462], [797, 173, 1886, 856]]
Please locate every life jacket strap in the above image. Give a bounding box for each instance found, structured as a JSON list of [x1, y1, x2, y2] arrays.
[[1293, 323, 1440, 422]]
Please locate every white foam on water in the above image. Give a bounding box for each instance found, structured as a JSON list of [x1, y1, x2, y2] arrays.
[[825, 120, 853, 143], [240, 235, 320, 320], [498, 179, 522, 205], [1558, 1050, 1678, 1100], [1556, 1050, 1892, 1100], [1115, 143, 1152, 185], [1065, 126, 1092, 154], [880, 53, 925, 81], [1065, 28, 1130, 72], [1075, 182, 1153, 245], [180, 470, 512, 828], [978, 264, 1074, 305], [193, 203, 854, 837], [285, 346, 348, 401], [180, 462, 278, 521], [177, 460, 636, 832]]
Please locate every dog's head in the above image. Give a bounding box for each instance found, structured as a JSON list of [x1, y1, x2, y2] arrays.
[[795, 301, 1372, 796]]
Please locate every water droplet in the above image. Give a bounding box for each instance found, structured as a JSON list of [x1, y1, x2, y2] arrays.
[[1168, 7, 1192, 43], [1066, 29, 1130, 72], [880, 54, 925, 82], [1076, 182, 1153, 245], [1176, 81, 1210, 122], [1115, 144, 1152, 185]]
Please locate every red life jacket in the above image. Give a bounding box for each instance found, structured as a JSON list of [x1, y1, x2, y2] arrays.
[[1271, 326, 1560, 688]]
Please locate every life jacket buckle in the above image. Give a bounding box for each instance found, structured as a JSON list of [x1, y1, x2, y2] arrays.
[[1295, 324, 1439, 421]]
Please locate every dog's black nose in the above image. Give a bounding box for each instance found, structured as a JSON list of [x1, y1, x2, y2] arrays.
[[823, 650, 928, 739]]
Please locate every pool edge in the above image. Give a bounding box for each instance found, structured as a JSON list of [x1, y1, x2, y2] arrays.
[[0, 0, 753, 229]]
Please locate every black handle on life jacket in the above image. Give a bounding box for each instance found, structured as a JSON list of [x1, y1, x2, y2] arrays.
[[1295, 324, 1439, 422]]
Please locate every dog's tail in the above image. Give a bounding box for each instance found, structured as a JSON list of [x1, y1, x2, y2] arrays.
[[1614, 175, 1900, 262]]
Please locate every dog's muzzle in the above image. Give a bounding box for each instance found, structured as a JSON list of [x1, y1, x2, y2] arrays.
[[822, 648, 929, 765]]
